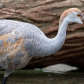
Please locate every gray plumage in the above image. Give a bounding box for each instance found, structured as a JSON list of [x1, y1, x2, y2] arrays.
[[0, 19, 59, 70]]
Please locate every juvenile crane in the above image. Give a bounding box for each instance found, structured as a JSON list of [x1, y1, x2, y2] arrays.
[[0, 8, 84, 84]]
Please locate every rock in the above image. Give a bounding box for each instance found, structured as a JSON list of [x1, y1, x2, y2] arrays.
[[42, 64, 78, 73]]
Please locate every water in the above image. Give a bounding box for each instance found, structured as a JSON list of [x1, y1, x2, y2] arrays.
[[0, 69, 84, 84]]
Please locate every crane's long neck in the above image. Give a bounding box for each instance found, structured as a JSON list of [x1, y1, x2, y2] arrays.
[[42, 18, 69, 56], [57, 17, 69, 38]]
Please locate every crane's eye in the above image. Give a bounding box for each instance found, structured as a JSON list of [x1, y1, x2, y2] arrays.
[[77, 14, 81, 17]]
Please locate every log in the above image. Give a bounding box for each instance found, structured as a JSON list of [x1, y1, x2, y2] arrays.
[[0, 0, 84, 69]]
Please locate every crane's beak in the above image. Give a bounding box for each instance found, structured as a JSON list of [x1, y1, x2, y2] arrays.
[[81, 13, 84, 23], [81, 18, 84, 23]]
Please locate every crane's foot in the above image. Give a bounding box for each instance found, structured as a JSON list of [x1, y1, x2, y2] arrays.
[[2, 77, 7, 84]]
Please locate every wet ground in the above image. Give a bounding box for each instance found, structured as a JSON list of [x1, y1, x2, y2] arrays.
[[0, 69, 84, 84]]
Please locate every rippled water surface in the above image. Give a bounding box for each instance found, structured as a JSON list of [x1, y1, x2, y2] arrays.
[[0, 69, 84, 84]]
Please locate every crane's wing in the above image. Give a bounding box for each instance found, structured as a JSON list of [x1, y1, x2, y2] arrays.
[[0, 19, 29, 69], [0, 19, 50, 69], [0, 19, 47, 38], [0, 19, 23, 36], [0, 19, 48, 53]]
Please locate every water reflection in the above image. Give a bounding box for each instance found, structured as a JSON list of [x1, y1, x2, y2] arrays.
[[0, 69, 84, 84]]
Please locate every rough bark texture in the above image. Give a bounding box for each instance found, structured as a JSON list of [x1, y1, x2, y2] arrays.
[[0, 0, 84, 69]]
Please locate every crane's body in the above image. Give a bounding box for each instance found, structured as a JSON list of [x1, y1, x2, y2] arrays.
[[0, 19, 47, 70], [0, 8, 84, 84], [0, 19, 66, 70]]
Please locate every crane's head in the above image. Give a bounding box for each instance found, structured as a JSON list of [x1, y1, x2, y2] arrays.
[[59, 8, 84, 26]]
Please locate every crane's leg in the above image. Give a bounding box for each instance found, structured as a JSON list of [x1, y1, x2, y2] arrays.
[[2, 70, 12, 84], [2, 77, 7, 84]]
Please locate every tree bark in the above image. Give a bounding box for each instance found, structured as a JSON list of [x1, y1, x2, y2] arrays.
[[0, 0, 84, 69]]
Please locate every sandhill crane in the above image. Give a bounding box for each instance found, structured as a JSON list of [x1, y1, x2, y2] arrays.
[[0, 8, 84, 84]]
